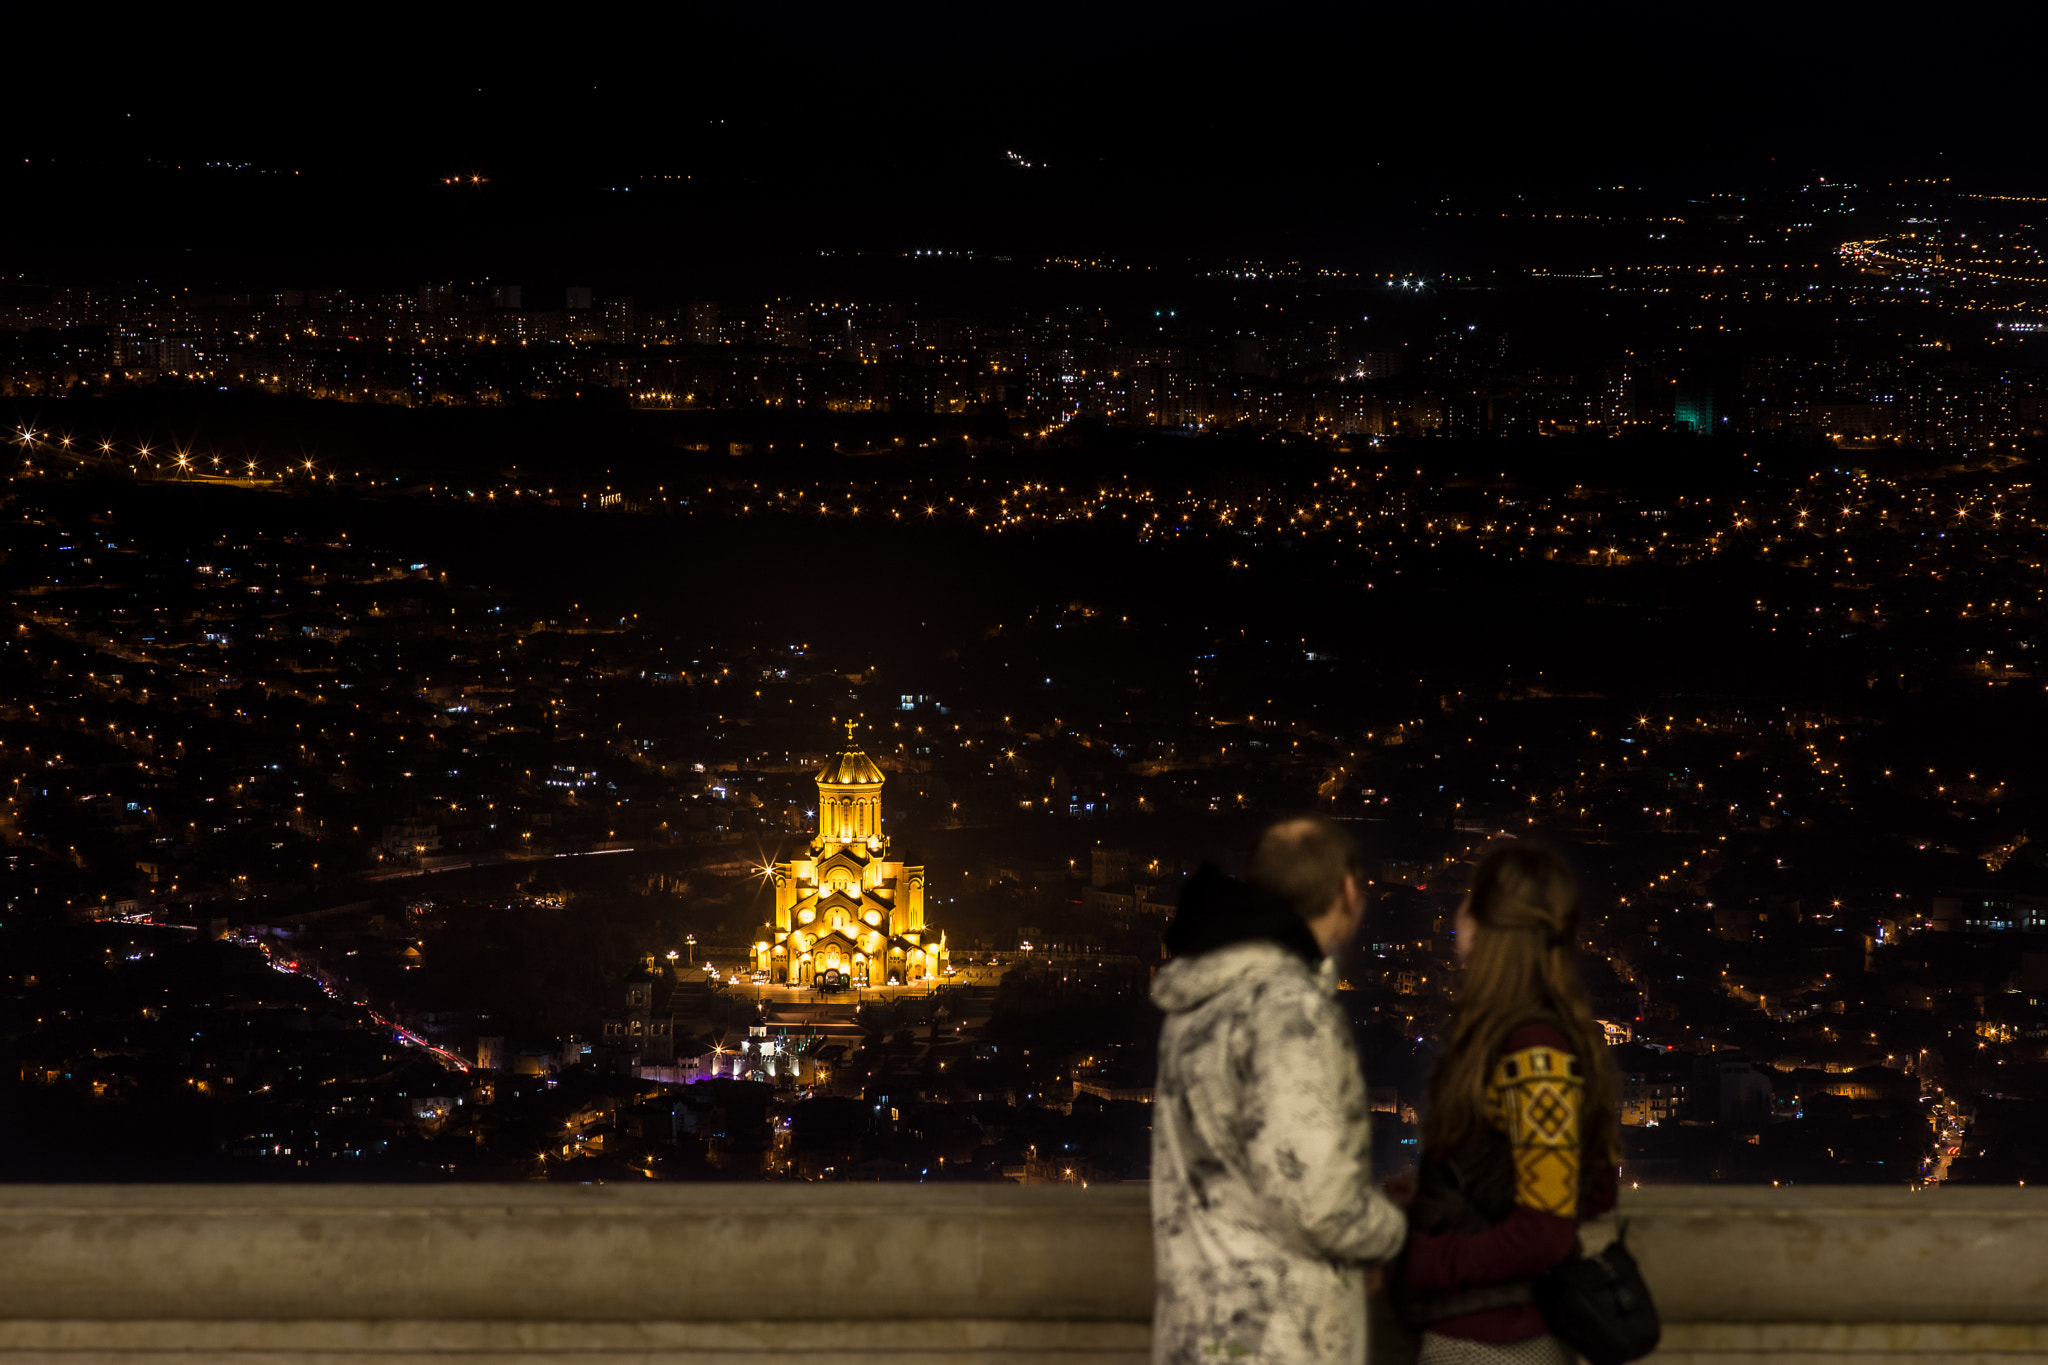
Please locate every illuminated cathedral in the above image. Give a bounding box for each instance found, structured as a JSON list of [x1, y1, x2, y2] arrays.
[[752, 724, 947, 987]]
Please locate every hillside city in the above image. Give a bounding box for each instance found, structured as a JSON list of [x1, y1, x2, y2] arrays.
[[3, 173, 2046, 1188]]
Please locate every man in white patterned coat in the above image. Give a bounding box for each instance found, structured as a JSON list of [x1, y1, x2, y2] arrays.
[[1152, 817, 1406, 1365]]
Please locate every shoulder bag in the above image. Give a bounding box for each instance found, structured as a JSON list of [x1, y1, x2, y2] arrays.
[[1532, 1219, 1661, 1365]]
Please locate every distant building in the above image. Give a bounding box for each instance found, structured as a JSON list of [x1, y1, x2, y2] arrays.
[[603, 296, 636, 343], [601, 973, 675, 1062], [1090, 847, 1131, 887], [1620, 1072, 1685, 1127], [1602, 358, 1638, 422], [379, 820, 439, 862], [686, 301, 720, 345], [1673, 376, 1718, 434], [1081, 882, 1174, 920], [752, 725, 946, 988], [490, 284, 522, 310], [765, 303, 810, 349], [1930, 892, 2048, 933], [565, 286, 593, 311], [1074, 1079, 1154, 1104], [1691, 1052, 1773, 1132], [1711, 904, 1756, 940], [1615, 1044, 1687, 1126]]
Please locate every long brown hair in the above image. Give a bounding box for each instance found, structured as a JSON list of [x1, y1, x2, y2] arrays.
[[1422, 842, 1621, 1169]]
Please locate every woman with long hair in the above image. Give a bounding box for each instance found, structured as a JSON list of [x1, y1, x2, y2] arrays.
[[1399, 841, 1621, 1365]]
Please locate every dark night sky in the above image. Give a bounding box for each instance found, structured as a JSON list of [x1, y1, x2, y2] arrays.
[[4, 2, 2042, 272]]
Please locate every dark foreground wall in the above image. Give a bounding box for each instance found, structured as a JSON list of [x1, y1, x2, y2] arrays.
[[0, 1184, 2041, 1364]]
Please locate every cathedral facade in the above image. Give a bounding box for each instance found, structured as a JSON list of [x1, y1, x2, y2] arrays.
[[753, 726, 947, 988]]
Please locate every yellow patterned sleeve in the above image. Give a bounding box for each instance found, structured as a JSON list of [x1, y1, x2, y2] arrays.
[[1486, 1045, 1584, 1218]]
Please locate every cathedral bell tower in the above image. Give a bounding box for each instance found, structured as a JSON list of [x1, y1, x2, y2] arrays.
[[816, 719, 886, 848]]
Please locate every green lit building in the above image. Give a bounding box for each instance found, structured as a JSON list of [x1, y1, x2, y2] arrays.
[[1673, 377, 1717, 434]]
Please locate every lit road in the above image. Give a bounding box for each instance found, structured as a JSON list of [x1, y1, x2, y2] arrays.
[[256, 940, 471, 1073]]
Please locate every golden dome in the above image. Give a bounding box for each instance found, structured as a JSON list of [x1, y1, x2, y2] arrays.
[[817, 747, 884, 785]]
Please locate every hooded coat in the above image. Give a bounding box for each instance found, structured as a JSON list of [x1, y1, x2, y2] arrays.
[[1151, 868, 1406, 1365]]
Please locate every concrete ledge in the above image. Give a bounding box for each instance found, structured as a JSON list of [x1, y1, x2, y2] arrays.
[[1, 1184, 2044, 1363], [0, 1185, 1152, 1324], [1656, 1322, 2048, 1363], [1623, 1186, 2048, 1326], [0, 1320, 1152, 1365]]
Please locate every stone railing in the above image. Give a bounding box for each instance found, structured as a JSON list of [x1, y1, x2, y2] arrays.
[[0, 1184, 2041, 1364]]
